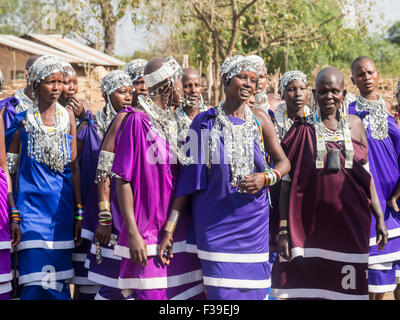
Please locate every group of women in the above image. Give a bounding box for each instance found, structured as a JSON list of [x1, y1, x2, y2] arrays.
[[0, 51, 397, 300]]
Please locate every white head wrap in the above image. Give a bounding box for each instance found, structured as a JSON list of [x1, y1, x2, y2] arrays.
[[220, 55, 260, 82], [143, 56, 183, 89], [278, 70, 308, 98], [124, 59, 147, 83], [60, 61, 76, 77], [28, 55, 64, 86], [247, 55, 267, 75], [100, 70, 132, 96], [0, 69, 5, 95]]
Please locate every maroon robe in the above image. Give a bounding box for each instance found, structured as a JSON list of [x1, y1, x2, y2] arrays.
[[271, 119, 372, 300]]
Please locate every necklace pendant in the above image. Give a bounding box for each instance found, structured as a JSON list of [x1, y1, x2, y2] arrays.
[[327, 148, 341, 171]]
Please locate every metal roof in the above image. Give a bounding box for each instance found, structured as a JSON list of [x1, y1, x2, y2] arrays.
[[0, 34, 84, 63], [27, 34, 125, 67]]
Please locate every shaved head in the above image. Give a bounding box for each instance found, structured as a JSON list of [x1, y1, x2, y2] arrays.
[[351, 56, 376, 75], [183, 68, 200, 82], [316, 67, 344, 90]]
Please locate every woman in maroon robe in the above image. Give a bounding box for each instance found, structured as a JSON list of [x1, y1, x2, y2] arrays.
[[271, 67, 388, 300]]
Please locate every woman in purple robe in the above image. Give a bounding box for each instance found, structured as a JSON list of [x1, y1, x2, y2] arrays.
[[271, 67, 388, 300], [159, 55, 291, 300], [349, 56, 400, 299], [78, 68, 142, 300], [0, 71, 21, 300], [111, 57, 205, 300]]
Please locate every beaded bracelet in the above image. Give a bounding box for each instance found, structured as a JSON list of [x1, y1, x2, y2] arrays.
[[263, 169, 282, 187], [74, 204, 84, 222], [9, 207, 21, 224], [98, 210, 112, 226]]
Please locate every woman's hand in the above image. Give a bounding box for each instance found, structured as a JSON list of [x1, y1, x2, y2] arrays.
[[387, 196, 400, 212], [74, 220, 83, 246], [158, 231, 174, 266], [238, 173, 265, 194], [66, 97, 86, 120], [375, 218, 388, 251], [96, 224, 112, 246], [10, 222, 22, 248], [278, 234, 291, 261], [128, 231, 147, 266]]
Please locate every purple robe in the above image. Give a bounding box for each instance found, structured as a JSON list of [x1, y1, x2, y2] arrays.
[[111, 108, 204, 300], [349, 102, 400, 265], [0, 165, 11, 299], [174, 108, 270, 300], [271, 119, 372, 300], [0, 97, 18, 130]]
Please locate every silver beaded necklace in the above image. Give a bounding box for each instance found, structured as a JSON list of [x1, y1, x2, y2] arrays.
[[355, 94, 388, 140], [208, 102, 267, 187]]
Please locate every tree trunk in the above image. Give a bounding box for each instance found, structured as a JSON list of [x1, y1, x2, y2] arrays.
[[104, 22, 116, 56]]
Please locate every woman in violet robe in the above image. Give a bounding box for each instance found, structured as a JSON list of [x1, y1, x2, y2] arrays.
[[0, 69, 21, 300], [82, 67, 147, 300], [159, 55, 291, 300], [112, 57, 205, 300], [271, 67, 388, 300], [349, 56, 400, 300]]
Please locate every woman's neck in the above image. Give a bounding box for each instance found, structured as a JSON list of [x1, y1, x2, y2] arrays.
[[361, 90, 378, 101], [222, 98, 246, 119], [287, 105, 305, 118], [321, 112, 339, 130]]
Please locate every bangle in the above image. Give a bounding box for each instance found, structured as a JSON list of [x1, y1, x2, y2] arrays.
[[279, 220, 288, 228], [74, 215, 84, 221], [264, 169, 282, 187], [164, 209, 181, 234], [278, 230, 288, 236], [99, 218, 113, 226], [75, 204, 84, 209], [98, 210, 112, 219], [9, 207, 21, 224], [98, 201, 111, 212]]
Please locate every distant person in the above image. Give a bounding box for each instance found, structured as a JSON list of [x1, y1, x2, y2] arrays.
[[0, 55, 41, 129]]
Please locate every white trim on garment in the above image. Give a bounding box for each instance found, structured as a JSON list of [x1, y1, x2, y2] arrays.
[[0, 282, 11, 295], [290, 247, 369, 263], [197, 249, 269, 263], [0, 272, 12, 283], [0, 241, 11, 250], [72, 253, 87, 262], [89, 243, 121, 261], [18, 269, 74, 285], [87, 271, 119, 289], [118, 269, 203, 290], [203, 276, 271, 289], [113, 240, 188, 259], [369, 228, 400, 247], [17, 240, 75, 251], [368, 262, 393, 270], [170, 283, 205, 300], [368, 284, 397, 293], [270, 288, 368, 300], [81, 229, 94, 242], [79, 285, 101, 295], [368, 251, 400, 265]]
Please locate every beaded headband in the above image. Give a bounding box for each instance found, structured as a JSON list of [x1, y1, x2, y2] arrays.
[[61, 61, 76, 77], [397, 78, 400, 95], [100, 70, 133, 95], [143, 56, 183, 89], [124, 59, 148, 83], [247, 55, 267, 75], [220, 55, 260, 82], [0, 69, 5, 95], [28, 55, 64, 86], [278, 70, 308, 98]]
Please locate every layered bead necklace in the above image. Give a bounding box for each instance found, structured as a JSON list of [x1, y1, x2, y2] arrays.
[[94, 101, 117, 139], [25, 103, 71, 172], [275, 103, 311, 141], [138, 95, 193, 165], [174, 102, 208, 145], [208, 102, 268, 187], [15, 88, 34, 113], [355, 94, 388, 140]]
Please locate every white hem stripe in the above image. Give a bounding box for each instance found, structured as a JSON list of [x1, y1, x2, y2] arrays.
[[197, 249, 269, 263], [291, 247, 369, 263], [271, 288, 368, 300], [203, 276, 271, 289], [17, 240, 75, 251]]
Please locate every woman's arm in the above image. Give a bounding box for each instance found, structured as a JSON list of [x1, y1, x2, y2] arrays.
[[68, 109, 83, 246], [96, 112, 126, 245], [278, 180, 291, 261], [1, 118, 21, 248]]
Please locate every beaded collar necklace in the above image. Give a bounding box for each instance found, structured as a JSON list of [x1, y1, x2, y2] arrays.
[[208, 102, 268, 187], [355, 94, 388, 140]]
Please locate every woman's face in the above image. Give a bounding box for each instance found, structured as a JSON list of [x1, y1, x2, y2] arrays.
[[351, 59, 379, 97], [183, 73, 202, 103], [226, 70, 257, 103], [36, 72, 64, 104], [109, 86, 134, 112], [256, 71, 268, 94], [315, 75, 344, 117], [171, 78, 183, 107], [61, 74, 78, 100], [283, 79, 309, 113], [132, 77, 148, 103]]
